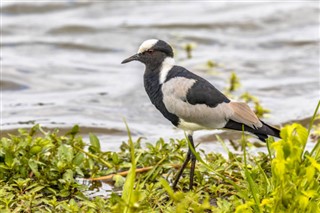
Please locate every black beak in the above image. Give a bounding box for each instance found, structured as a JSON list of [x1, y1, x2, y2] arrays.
[[121, 53, 140, 64]]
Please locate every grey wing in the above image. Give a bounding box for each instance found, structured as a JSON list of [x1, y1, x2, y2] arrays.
[[161, 77, 233, 129]]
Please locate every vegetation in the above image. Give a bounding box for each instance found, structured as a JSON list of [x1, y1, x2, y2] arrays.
[[0, 101, 319, 212], [183, 43, 196, 59], [1, 42, 318, 211]]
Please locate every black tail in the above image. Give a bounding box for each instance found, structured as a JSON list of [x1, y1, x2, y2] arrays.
[[224, 119, 280, 142]]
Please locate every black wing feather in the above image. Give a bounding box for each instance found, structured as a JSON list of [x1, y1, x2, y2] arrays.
[[165, 65, 230, 107], [224, 119, 280, 142], [186, 80, 230, 107]]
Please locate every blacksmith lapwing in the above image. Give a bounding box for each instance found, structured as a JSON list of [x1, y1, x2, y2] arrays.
[[121, 39, 280, 190]]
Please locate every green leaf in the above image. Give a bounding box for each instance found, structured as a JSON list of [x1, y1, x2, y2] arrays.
[[159, 178, 175, 200], [89, 133, 100, 153], [30, 145, 42, 155], [244, 170, 260, 213], [306, 156, 320, 171], [121, 120, 137, 213], [28, 159, 40, 178], [5, 152, 14, 168], [72, 152, 85, 166], [57, 144, 74, 163], [29, 124, 40, 136], [63, 169, 74, 183], [66, 125, 79, 137], [59, 189, 71, 198], [113, 174, 126, 188], [112, 153, 119, 164], [29, 185, 45, 194]]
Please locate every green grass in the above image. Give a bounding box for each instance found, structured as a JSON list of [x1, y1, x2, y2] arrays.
[[0, 102, 319, 212]]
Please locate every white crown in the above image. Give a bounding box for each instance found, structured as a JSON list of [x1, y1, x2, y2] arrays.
[[137, 39, 158, 53]]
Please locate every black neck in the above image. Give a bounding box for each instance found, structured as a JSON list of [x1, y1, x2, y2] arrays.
[[143, 67, 179, 126], [143, 67, 161, 103]]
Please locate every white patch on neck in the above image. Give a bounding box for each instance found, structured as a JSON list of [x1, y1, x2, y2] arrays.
[[159, 57, 175, 84], [138, 39, 158, 53]]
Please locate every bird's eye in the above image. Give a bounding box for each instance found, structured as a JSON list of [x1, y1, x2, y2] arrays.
[[146, 50, 154, 54]]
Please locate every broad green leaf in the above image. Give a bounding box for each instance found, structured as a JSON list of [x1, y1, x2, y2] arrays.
[[57, 144, 74, 163], [66, 125, 79, 137], [30, 145, 42, 155], [112, 153, 119, 164], [113, 174, 125, 188], [72, 152, 84, 166], [89, 133, 100, 153], [28, 159, 40, 178], [4, 152, 14, 168]]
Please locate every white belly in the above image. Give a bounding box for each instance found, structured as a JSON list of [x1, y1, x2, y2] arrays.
[[178, 119, 207, 131]]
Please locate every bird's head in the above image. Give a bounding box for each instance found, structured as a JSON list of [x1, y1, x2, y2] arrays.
[[121, 39, 174, 67]]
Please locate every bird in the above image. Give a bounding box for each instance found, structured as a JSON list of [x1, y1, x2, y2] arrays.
[[121, 39, 280, 190]]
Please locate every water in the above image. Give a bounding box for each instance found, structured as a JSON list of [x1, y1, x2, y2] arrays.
[[1, 1, 319, 153]]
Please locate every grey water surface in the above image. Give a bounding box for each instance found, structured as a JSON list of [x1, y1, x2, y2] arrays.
[[1, 1, 319, 153]]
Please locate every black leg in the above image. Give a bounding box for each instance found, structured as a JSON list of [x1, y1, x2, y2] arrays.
[[188, 135, 196, 190], [189, 155, 196, 190], [172, 134, 196, 190], [172, 148, 191, 190]]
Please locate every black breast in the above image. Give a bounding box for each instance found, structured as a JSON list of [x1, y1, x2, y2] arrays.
[[143, 69, 179, 126]]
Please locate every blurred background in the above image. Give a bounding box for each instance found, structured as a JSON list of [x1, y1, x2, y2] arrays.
[[1, 1, 319, 152]]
